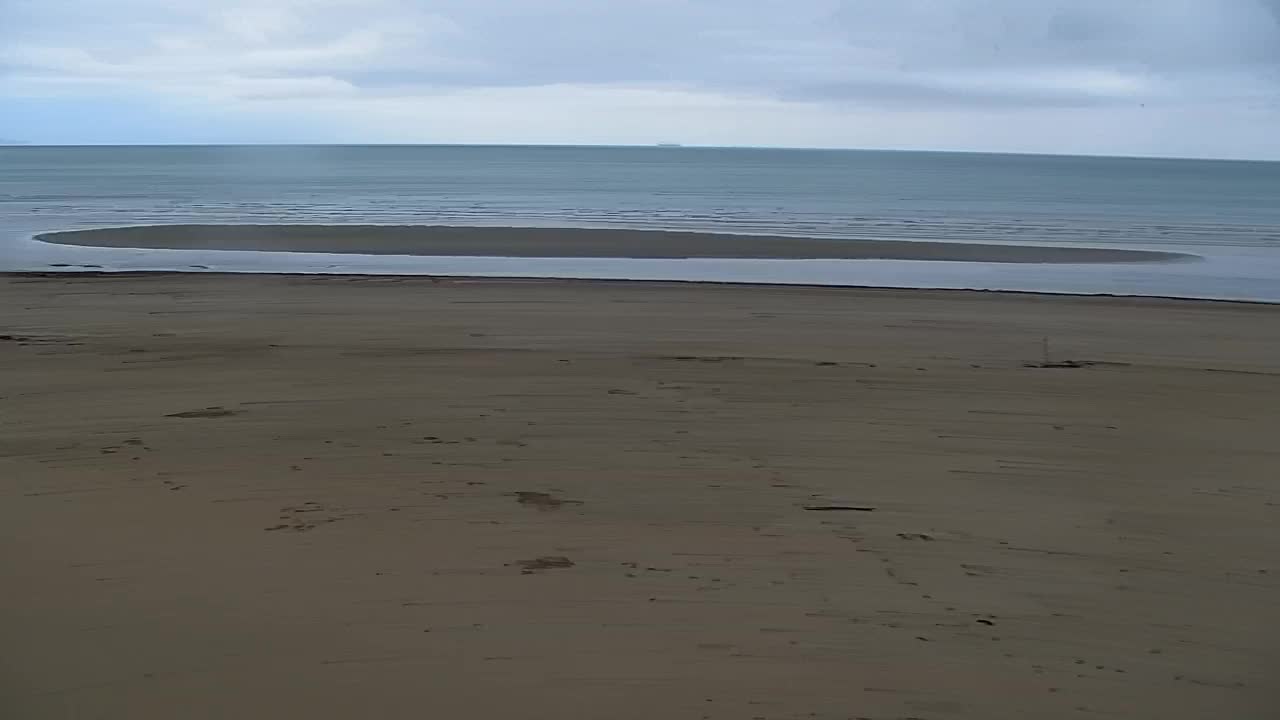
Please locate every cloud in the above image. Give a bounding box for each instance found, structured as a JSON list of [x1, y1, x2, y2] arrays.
[[784, 67, 1157, 109], [2, 0, 459, 95], [2, 0, 1279, 156]]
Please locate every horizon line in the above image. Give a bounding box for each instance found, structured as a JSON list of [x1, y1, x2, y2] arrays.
[[2, 141, 1277, 164]]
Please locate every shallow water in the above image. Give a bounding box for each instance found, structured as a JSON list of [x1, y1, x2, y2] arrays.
[[3, 145, 1279, 300]]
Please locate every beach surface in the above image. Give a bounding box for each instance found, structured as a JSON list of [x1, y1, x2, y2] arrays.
[[2, 273, 1278, 719], [37, 225, 1193, 263]]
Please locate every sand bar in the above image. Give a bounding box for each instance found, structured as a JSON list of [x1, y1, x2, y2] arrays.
[[2, 273, 1277, 719], [36, 224, 1194, 263]]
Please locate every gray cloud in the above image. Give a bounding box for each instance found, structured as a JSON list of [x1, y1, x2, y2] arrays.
[[785, 79, 1126, 110], [3, 0, 1279, 154], [6, 0, 1279, 107], [350, 1, 1280, 108]]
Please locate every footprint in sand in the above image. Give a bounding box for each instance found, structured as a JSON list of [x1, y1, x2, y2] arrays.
[[517, 556, 575, 573], [514, 491, 583, 511]]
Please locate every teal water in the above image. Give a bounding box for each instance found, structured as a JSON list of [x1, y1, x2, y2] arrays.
[[4, 144, 1280, 246], [3, 145, 1279, 299]]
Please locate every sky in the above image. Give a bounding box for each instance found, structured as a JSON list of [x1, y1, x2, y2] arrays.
[[2, 0, 1279, 158]]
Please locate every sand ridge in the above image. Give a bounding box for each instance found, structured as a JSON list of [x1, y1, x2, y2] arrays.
[[36, 224, 1195, 263]]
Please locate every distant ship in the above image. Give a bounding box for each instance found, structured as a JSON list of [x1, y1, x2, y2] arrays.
[[656, 143, 684, 148]]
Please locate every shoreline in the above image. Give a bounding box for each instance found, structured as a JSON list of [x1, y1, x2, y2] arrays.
[[36, 224, 1195, 264], [6, 270, 1274, 307]]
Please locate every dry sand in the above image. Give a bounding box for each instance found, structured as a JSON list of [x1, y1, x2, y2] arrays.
[[37, 224, 1193, 263], [2, 272, 1278, 720]]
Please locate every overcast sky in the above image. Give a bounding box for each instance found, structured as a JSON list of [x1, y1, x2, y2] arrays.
[[3, 0, 1279, 158]]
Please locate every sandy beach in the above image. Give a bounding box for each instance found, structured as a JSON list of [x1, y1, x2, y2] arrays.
[[37, 225, 1193, 263], [3, 272, 1278, 719]]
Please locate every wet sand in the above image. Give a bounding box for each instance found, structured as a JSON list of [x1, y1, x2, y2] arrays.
[[37, 224, 1194, 263], [2, 273, 1278, 719]]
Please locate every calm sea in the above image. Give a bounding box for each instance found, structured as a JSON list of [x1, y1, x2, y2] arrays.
[[3, 145, 1279, 300]]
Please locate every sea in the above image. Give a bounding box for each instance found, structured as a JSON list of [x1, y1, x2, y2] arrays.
[[2, 145, 1279, 301]]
